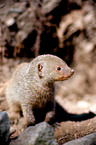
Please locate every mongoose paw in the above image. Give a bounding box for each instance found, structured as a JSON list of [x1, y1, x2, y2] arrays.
[[7, 112, 20, 124], [45, 111, 55, 124], [27, 122, 35, 127], [26, 119, 36, 126], [10, 117, 19, 124], [25, 116, 36, 126]]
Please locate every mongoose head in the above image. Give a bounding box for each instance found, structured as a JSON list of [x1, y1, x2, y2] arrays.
[[29, 54, 74, 83]]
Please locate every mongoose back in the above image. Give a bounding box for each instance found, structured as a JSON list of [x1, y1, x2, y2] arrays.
[[5, 54, 74, 125]]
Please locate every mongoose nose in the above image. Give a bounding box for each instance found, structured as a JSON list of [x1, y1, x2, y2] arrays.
[[71, 69, 74, 75]]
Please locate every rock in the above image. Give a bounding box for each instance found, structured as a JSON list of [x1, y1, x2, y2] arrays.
[[63, 133, 96, 145], [10, 122, 58, 145], [6, 18, 18, 32], [0, 111, 10, 145], [6, 18, 15, 27]]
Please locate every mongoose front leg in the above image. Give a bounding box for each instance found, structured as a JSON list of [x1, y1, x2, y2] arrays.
[[21, 104, 35, 125], [7, 103, 21, 124], [45, 100, 55, 123], [45, 111, 55, 123]]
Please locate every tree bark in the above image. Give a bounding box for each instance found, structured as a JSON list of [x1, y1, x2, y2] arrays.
[[54, 117, 96, 144]]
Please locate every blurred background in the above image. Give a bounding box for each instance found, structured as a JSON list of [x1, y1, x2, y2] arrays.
[[0, 0, 96, 115]]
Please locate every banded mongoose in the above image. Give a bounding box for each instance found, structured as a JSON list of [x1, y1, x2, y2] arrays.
[[5, 54, 74, 125]]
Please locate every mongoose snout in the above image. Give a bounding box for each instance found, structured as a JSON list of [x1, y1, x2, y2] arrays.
[[61, 68, 74, 80], [71, 69, 74, 75], [5, 54, 74, 125], [53, 65, 74, 81]]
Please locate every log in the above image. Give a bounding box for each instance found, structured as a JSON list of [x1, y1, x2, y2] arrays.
[[54, 117, 96, 144]]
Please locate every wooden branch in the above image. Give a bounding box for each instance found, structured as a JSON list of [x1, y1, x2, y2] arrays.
[[54, 117, 96, 144]]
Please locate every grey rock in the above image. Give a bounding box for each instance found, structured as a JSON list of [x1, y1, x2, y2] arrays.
[[10, 122, 58, 145], [63, 133, 96, 145], [0, 111, 10, 144]]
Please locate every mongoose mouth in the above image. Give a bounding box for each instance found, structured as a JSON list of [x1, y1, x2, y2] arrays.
[[57, 75, 71, 81], [54, 75, 70, 81], [55, 70, 74, 81]]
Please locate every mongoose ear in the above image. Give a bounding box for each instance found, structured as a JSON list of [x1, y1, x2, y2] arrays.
[[38, 64, 44, 78]]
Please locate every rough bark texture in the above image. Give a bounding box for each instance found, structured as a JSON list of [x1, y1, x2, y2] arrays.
[[54, 117, 96, 144]]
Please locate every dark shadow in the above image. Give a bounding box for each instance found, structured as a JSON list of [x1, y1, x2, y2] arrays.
[[31, 102, 96, 125], [5, 43, 14, 58], [55, 102, 96, 122], [23, 30, 37, 57], [39, 26, 59, 55]]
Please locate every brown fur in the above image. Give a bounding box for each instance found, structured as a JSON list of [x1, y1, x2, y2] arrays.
[[5, 54, 74, 125]]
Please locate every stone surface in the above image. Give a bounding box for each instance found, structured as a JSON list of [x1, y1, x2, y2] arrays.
[[0, 111, 10, 144], [63, 133, 96, 145], [10, 122, 58, 145]]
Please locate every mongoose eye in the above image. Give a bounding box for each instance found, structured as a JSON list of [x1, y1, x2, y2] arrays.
[[56, 66, 61, 71]]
